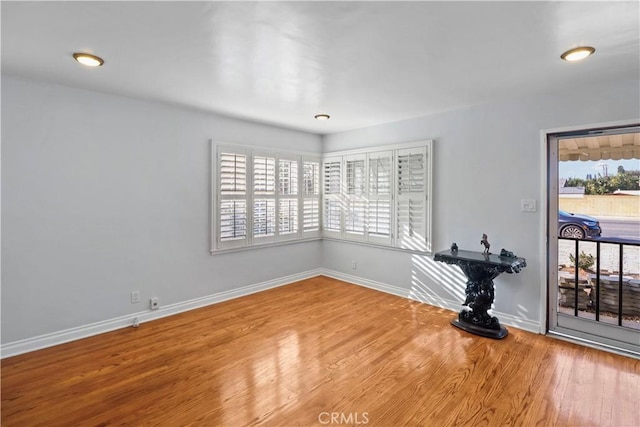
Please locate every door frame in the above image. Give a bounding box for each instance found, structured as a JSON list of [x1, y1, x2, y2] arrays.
[[540, 119, 640, 355]]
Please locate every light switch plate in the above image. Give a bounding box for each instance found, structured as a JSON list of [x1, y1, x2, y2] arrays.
[[521, 199, 537, 212]]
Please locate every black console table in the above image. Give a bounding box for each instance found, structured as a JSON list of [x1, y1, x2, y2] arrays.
[[433, 249, 526, 339]]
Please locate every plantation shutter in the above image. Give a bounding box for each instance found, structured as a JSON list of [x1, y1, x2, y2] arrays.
[[278, 159, 298, 196], [278, 158, 299, 239], [253, 199, 275, 237], [253, 156, 276, 243], [367, 151, 392, 244], [323, 157, 342, 237], [217, 150, 249, 250], [219, 200, 247, 241], [278, 199, 298, 234], [212, 142, 323, 253], [220, 152, 247, 194], [319, 141, 432, 253], [254, 156, 275, 193], [324, 159, 341, 194], [302, 160, 321, 237], [396, 147, 428, 251], [344, 155, 366, 239]]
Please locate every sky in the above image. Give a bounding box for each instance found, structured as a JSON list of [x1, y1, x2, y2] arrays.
[[559, 158, 640, 180]]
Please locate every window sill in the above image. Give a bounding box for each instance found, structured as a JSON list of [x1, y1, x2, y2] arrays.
[[209, 237, 433, 256], [210, 237, 323, 255], [211, 236, 432, 256]]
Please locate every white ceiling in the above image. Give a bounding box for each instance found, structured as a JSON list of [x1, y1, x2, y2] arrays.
[[2, 1, 639, 135]]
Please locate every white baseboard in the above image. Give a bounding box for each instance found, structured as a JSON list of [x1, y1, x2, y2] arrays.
[[320, 269, 541, 335], [491, 311, 541, 334], [321, 270, 412, 299], [1, 269, 323, 359], [2, 267, 541, 358]]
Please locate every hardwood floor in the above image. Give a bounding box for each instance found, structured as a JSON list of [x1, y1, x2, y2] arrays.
[[2, 276, 639, 426]]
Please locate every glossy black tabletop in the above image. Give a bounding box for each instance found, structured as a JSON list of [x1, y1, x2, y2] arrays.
[[434, 249, 526, 273]]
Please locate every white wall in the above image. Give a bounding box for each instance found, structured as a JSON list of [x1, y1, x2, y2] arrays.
[[323, 78, 640, 329], [3, 73, 638, 351], [1, 75, 323, 344]]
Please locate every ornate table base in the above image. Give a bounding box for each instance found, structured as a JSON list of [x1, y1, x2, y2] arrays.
[[434, 248, 526, 340], [451, 318, 508, 339]]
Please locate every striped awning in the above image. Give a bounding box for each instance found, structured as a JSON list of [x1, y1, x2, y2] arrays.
[[559, 132, 640, 161]]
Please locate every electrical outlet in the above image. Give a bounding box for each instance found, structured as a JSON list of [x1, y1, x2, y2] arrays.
[[131, 291, 140, 304], [352, 260, 357, 269], [521, 199, 537, 213], [150, 297, 159, 310]]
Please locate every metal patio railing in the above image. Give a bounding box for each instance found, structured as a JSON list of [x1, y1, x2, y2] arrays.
[[559, 237, 640, 327]]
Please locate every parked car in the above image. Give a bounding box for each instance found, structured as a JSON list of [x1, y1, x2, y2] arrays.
[[558, 210, 602, 239]]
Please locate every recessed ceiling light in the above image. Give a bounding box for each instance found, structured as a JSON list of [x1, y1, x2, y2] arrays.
[[560, 46, 595, 62], [73, 52, 104, 67], [314, 114, 330, 120]]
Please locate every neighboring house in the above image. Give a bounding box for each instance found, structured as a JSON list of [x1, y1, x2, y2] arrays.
[[559, 184, 585, 199]]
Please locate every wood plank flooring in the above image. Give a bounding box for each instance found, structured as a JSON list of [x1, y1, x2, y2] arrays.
[[2, 276, 639, 426]]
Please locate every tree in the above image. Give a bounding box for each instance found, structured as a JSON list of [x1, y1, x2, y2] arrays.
[[565, 177, 586, 188], [583, 172, 640, 194], [562, 168, 640, 195]]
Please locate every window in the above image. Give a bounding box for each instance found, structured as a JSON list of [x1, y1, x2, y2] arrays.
[[278, 158, 299, 239], [322, 157, 342, 237], [368, 151, 392, 245], [344, 155, 366, 237], [322, 141, 432, 252], [212, 140, 431, 254], [212, 143, 321, 252], [303, 161, 321, 232], [253, 156, 276, 241], [218, 150, 248, 249], [396, 147, 428, 251]]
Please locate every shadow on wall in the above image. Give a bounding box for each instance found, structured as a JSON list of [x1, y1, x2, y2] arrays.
[[410, 254, 466, 306], [411, 256, 538, 331]]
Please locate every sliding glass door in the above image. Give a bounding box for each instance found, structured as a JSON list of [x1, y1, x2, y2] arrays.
[[547, 125, 640, 356]]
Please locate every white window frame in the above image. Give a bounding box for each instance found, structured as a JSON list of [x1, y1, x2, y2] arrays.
[[367, 150, 393, 246], [322, 156, 343, 239], [277, 154, 301, 242], [302, 157, 322, 239], [211, 141, 322, 253], [211, 140, 432, 254], [216, 147, 250, 251], [395, 146, 430, 252], [343, 153, 367, 241], [252, 153, 277, 245], [322, 140, 433, 254]]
